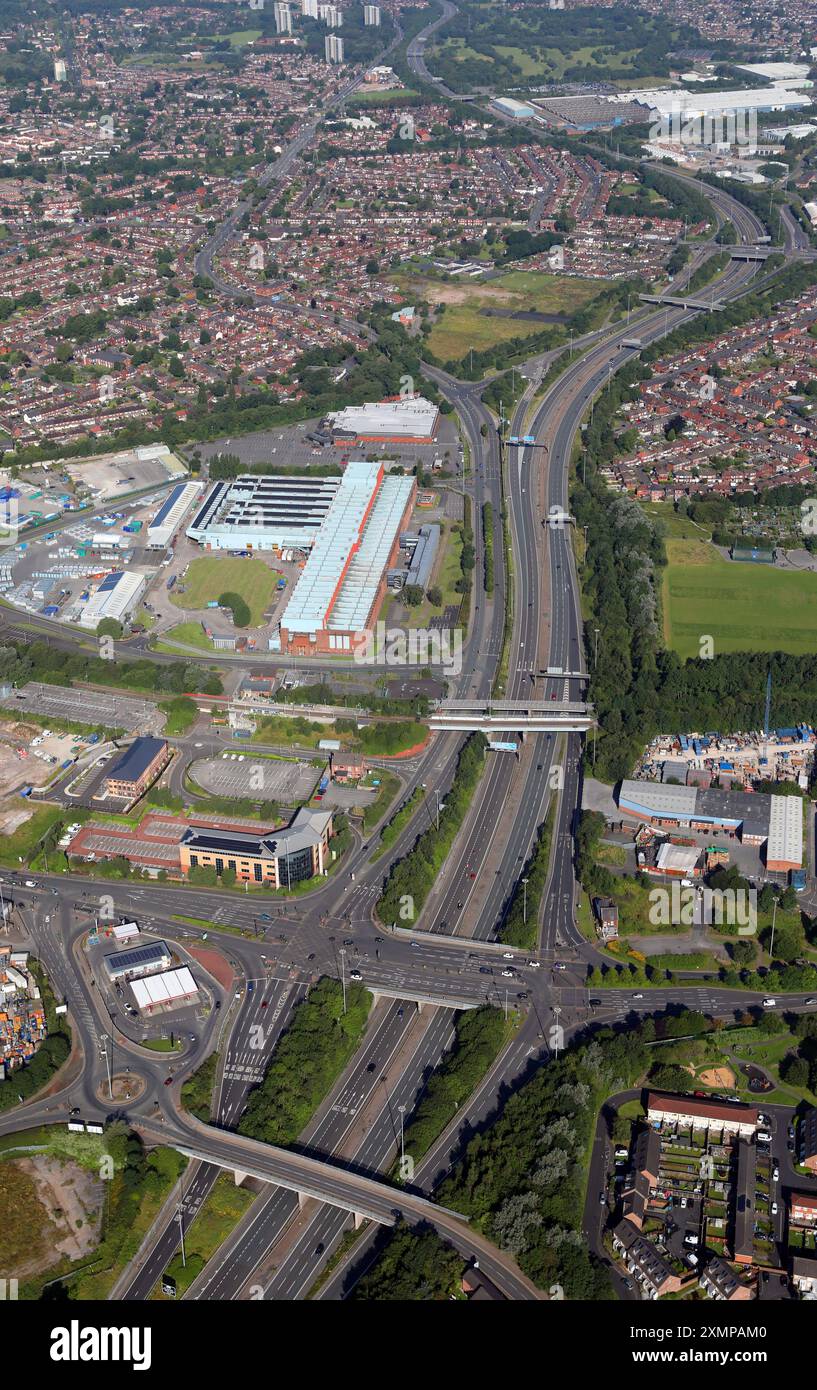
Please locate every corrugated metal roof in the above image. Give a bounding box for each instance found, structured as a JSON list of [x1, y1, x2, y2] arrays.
[[282, 462, 411, 635]]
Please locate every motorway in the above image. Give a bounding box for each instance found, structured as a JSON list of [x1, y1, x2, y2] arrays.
[[5, 5, 817, 1306]]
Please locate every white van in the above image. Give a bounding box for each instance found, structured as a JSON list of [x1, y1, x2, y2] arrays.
[[762, 997, 777, 1008]]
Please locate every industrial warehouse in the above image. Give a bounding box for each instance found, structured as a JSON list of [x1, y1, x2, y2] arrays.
[[616, 779, 803, 872], [147, 480, 202, 550], [187, 461, 416, 656]]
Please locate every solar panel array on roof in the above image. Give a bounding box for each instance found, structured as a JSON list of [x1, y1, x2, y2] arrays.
[[151, 483, 187, 530], [186, 475, 339, 550], [103, 939, 172, 978], [98, 570, 124, 592]]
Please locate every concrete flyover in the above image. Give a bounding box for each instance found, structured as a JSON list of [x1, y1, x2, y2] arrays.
[[160, 1119, 544, 1299], [163, 1117, 462, 1229], [429, 698, 595, 733], [728, 247, 772, 261], [366, 984, 480, 1010], [639, 293, 725, 311]]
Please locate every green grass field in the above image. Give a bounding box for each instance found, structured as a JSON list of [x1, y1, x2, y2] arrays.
[[435, 38, 641, 82], [663, 539, 817, 658], [157, 622, 214, 653], [171, 557, 277, 625], [409, 270, 607, 362]]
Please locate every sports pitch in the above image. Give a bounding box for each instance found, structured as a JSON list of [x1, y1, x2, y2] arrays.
[[662, 540, 817, 658], [170, 557, 278, 625]]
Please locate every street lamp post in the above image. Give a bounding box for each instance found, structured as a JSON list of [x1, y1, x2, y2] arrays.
[[339, 947, 347, 1015], [399, 1104, 406, 1170]]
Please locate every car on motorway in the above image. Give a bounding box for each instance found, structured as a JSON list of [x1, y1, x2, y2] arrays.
[[307, 953, 316, 961], [479, 967, 491, 975], [366, 1062, 376, 1073], [409, 941, 420, 949], [261, 1000, 268, 1009], [806, 998, 817, 1006], [501, 968, 514, 978], [771, 1202, 779, 1216], [314, 1243, 325, 1256], [164, 1077, 173, 1086], [553, 962, 567, 971], [349, 969, 362, 981], [214, 1001, 221, 1010], [526, 959, 541, 968], [632, 993, 644, 1000], [762, 997, 777, 1008], [343, 938, 353, 946], [502, 952, 515, 960], [599, 1192, 606, 1205]]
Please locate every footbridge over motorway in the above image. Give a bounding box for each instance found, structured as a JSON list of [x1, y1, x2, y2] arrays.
[[429, 698, 595, 733], [639, 292, 725, 311]]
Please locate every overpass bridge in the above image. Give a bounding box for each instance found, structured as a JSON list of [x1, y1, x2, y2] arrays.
[[429, 698, 594, 733], [639, 293, 725, 311], [167, 1123, 469, 1228], [366, 984, 479, 1010], [729, 246, 772, 261]]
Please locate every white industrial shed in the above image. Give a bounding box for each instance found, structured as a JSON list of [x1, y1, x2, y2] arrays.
[[130, 966, 199, 1011], [78, 570, 146, 630]]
